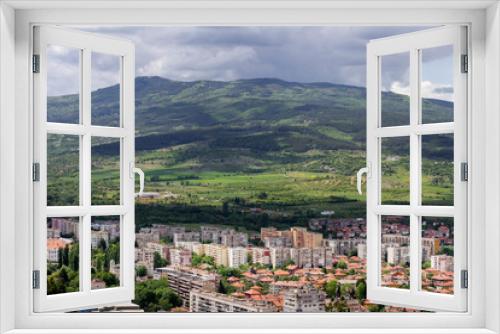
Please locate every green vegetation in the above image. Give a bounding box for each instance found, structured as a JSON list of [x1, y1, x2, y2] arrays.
[[47, 77, 455, 231], [133, 279, 182, 312]]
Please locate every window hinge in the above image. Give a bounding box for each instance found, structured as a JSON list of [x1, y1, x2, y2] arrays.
[[461, 162, 468, 182], [461, 269, 468, 289], [32, 270, 40, 289], [32, 162, 40, 182], [461, 54, 468, 73], [32, 54, 40, 73]]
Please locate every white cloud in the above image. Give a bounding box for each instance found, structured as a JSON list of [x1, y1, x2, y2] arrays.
[[390, 80, 453, 102], [47, 26, 431, 96], [137, 45, 257, 81]]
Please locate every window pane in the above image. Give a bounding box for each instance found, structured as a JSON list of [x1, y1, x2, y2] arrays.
[[380, 52, 410, 127], [47, 45, 80, 124], [91, 137, 121, 205], [47, 217, 80, 295], [422, 134, 454, 206], [91, 52, 121, 127], [421, 45, 454, 124], [381, 215, 410, 289], [381, 137, 410, 205], [91, 216, 121, 290], [421, 217, 454, 294], [47, 134, 80, 206]]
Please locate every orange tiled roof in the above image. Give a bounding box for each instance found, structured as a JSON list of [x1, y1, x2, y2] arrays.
[[47, 238, 69, 250], [273, 269, 289, 276], [244, 289, 261, 296]]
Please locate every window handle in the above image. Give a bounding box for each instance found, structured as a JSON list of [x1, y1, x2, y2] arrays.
[[356, 166, 369, 195], [133, 167, 145, 198]]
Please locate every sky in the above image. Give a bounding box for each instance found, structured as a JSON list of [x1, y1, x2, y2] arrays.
[[46, 26, 454, 101]]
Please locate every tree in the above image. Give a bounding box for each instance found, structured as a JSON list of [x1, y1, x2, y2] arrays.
[[222, 201, 229, 216], [217, 266, 241, 278], [153, 251, 168, 269], [47, 266, 79, 295], [95, 271, 119, 288], [324, 279, 338, 299], [94, 252, 105, 272], [258, 192, 268, 199], [355, 279, 367, 301], [68, 243, 79, 271], [108, 243, 120, 264], [133, 279, 182, 312], [336, 260, 347, 269], [136, 265, 148, 277], [98, 238, 107, 251]]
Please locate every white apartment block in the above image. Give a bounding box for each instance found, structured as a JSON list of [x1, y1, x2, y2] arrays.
[[386, 246, 410, 265], [290, 247, 333, 268], [190, 290, 276, 312], [91, 230, 109, 249], [175, 241, 202, 253], [251, 247, 271, 266], [431, 254, 454, 272], [228, 247, 247, 268], [270, 247, 291, 269], [169, 248, 192, 266], [357, 243, 367, 259], [283, 285, 326, 312], [202, 244, 228, 267], [173, 232, 201, 245]]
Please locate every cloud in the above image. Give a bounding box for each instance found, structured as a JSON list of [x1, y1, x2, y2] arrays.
[[48, 26, 432, 96], [390, 81, 453, 102]]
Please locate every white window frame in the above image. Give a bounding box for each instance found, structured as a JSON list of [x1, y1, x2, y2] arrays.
[[366, 26, 468, 312], [32, 25, 136, 312], [1, 1, 499, 333]]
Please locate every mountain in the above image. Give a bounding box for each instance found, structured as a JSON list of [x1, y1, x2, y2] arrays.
[[48, 76, 453, 173]]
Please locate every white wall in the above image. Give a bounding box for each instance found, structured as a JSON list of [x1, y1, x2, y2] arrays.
[[485, 2, 500, 333], [0, 2, 16, 333]]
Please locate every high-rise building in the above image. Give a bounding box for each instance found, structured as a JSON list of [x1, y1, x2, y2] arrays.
[[270, 247, 291, 269], [159, 266, 219, 307], [190, 290, 277, 312], [169, 248, 192, 266], [228, 247, 247, 268], [283, 285, 326, 312], [357, 243, 367, 259], [431, 255, 454, 272], [203, 244, 228, 267]]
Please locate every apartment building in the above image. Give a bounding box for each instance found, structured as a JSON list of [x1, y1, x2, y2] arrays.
[[91, 230, 109, 249], [251, 247, 271, 266], [283, 285, 326, 312], [202, 244, 228, 267], [158, 266, 220, 307], [228, 247, 247, 268], [169, 248, 192, 266], [431, 255, 454, 272], [270, 247, 291, 269], [189, 290, 276, 312], [173, 231, 201, 245]]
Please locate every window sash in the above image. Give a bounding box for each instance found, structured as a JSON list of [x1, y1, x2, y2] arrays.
[[32, 25, 136, 312], [366, 26, 468, 312]]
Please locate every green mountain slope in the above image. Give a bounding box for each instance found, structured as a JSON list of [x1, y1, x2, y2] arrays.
[[48, 76, 452, 172], [47, 77, 454, 223]]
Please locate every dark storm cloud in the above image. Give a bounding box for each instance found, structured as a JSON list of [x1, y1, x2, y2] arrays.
[[50, 26, 436, 96]]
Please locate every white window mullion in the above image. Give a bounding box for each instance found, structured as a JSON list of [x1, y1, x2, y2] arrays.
[[81, 48, 92, 294], [409, 47, 420, 293]]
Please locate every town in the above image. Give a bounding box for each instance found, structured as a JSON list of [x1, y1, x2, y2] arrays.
[[46, 216, 454, 312]]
